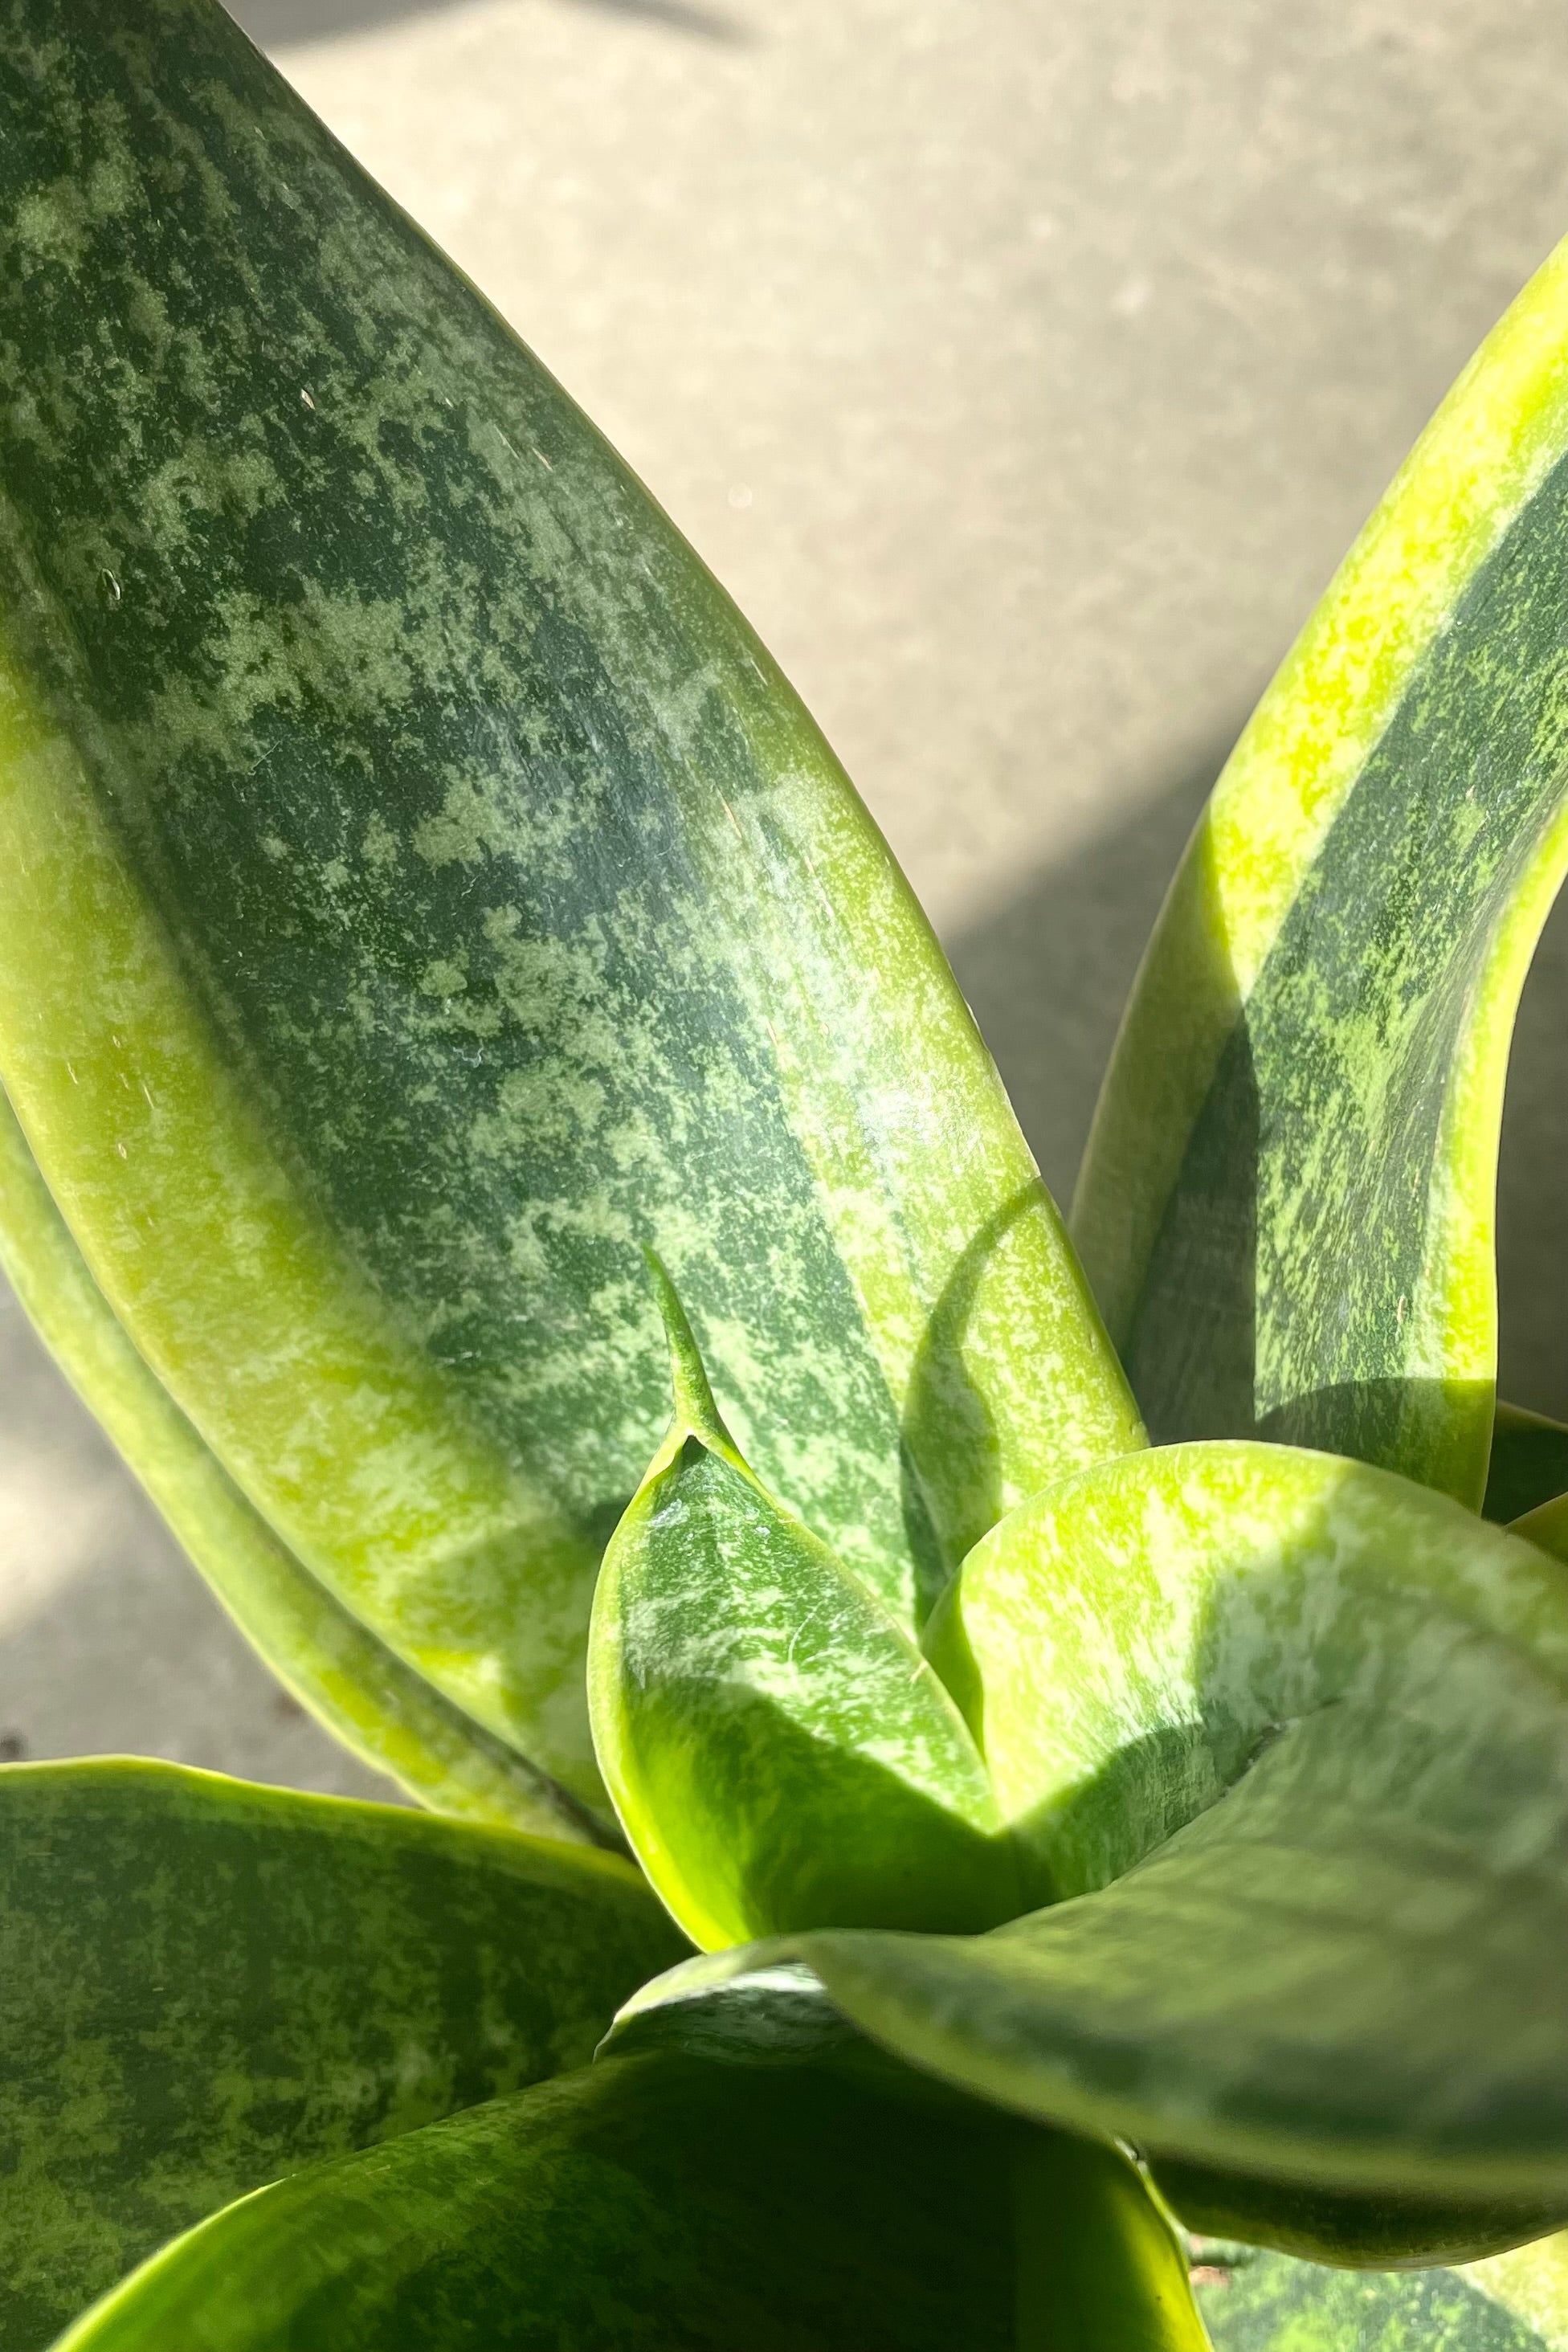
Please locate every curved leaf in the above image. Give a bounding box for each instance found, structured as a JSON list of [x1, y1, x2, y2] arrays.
[[0, 0, 1140, 1830], [1072, 232, 1568, 1505], [587, 1265, 1017, 1946], [926, 1440, 1568, 1906], [0, 1759, 683, 2352], [612, 1443, 1568, 2257], [50, 2053, 1207, 2352], [0, 1092, 602, 1842]]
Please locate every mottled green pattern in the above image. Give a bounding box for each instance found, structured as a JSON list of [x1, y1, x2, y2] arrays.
[[0, 1090, 602, 1842], [0, 1761, 684, 2351], [0, 0, 1138, 1825], [934, 1442, 1568, 1910], [1470, 2230, 1568, 2347], [1075, 260, 1568, 1507], [55, 2055, 1025, 2352], [1196, 2247, 1548, 2352], [615, 1444, 1568, 2246], [589, 1274, 1015, 1946]]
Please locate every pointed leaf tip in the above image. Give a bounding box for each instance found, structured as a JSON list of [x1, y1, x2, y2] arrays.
[[643, 1249, 736, 1456]]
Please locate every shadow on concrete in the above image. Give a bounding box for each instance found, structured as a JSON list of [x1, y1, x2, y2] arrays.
[[945, 738, 1568, 1428], [945, 741, 1228, 1214], [228, 0, 749, 49]]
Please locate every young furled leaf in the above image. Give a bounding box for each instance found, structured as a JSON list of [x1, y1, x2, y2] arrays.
[[588, 1263, 1018, 1946]]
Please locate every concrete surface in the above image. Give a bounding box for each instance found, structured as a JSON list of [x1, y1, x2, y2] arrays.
[[6, 0, 1568, 1789]]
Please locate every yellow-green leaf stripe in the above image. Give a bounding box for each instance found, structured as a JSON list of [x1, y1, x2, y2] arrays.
[[0, 0, 1139, 1829], [1074, 233, 1568, 1505]]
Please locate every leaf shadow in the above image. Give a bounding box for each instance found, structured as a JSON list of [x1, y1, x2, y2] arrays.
[[227, 0, 751, 49], [942, 727, 1568, 1478], [994, 1533, 1568, 2257]]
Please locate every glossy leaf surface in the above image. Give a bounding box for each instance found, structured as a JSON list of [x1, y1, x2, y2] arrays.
[[615, 1437, 1568, 2253], [51, 2053, 1205, 2352], [588, 1265, 1016, 1946], [0, 1761, 684, 2352], [0, 0, 1140, 1833], [928, 1440, 1568, 1908], [0, 1093, 600, 1841], [1073, 231, 1568, 1505]]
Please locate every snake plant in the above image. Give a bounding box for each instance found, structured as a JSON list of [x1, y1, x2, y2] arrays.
[[0, 2, 1566, 2345]]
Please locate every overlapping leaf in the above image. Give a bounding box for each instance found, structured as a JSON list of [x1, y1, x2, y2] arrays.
[[0, 1095, 596, 1840], [0, 1761, 684, 2351], [48, 2052, 1209, 2352], [587, 1264, 1017, 1945], [610, 1443, 1568, 2266], [0, 0, 1141, 1840]]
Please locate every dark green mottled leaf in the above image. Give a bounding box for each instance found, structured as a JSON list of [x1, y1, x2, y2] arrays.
[[587, 1264, 1017, 1945], [0, 1759, 684, 2351], [613, 1443, 1568, 2258], [1072, 236, 1568, 1504], [49, 2054, 1207, 2352], [1485, 1405, 1568, 1525], [0, 0, 1141, 1836]]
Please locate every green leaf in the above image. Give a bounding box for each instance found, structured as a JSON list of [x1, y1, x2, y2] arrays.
[[1193, 2244, 1553, 2352], [0, 0, 1141, 1832], [0, 1092, 601, 1843], [52, 2053, 1207, 2352], [0, 1759, 684, 2352], [1072, 233, 1568, 1505], [926, 1438, 1568, 1909], [1469, 2232, 1568, 2349], [615, 1441, 1568, 2260], [587, 1263, 1019, 1946], [1484, 1406, 1568, 1525]]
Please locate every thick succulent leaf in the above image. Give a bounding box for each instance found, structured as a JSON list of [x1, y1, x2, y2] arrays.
[[1194, 2244, 1554, 2351], [925, 1440, 1568, 1906], [1072, 233, 1568, 1505], [587, 1264, 1017, 1946], [50, 2053, 1207, 2352], [0, 1761, 684, 2352], [612, 1429, 1568, 2257], [915, 1440, 1568, 2249], [1159, 2156, 1559, 2271], [0, 0, 1141, 1831], [0, 1092, 601, 1841], [1485, 1405, 1568, 1525]]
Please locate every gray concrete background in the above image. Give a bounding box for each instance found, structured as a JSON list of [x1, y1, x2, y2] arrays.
[[4, 0, 1568, 1791]]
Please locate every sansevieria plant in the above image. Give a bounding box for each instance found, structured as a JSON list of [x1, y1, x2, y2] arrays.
[[1, 4, 1566, 2346]]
